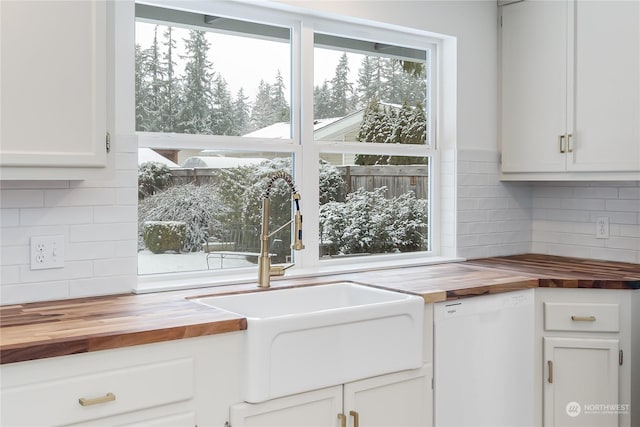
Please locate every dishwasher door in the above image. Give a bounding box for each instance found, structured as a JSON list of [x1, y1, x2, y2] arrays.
[[434, 289, 534, 427]]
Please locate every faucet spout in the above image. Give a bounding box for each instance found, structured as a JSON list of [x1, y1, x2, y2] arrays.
[[258, 172, 304, 288]]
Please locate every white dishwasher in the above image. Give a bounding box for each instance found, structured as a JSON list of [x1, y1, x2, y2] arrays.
[[434, 289, 535, 427]]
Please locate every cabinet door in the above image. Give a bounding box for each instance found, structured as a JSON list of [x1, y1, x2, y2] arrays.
[[568, 1, 640, 172], [0, 0, 107, 169], [229, 386, 342, 427], [500, 0, 568, 173], [343, 365, 431, 427], [543, 337, 619, 427]]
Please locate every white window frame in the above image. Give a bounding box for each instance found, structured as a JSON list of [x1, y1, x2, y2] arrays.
[[135, 0, 450, 293]]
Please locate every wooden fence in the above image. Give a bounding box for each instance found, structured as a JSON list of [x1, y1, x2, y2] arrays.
[[168, 165, 428, 200]]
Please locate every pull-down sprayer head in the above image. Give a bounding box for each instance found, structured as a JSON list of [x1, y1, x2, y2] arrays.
[[258, 171, 304, 288]]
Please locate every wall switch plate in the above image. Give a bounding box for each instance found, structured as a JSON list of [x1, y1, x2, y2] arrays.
[[30, 235, 65, 270], [595, 217, 609, 239]]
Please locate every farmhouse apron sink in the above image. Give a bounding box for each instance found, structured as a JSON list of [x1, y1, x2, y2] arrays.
[[193, 282, 424, 402]]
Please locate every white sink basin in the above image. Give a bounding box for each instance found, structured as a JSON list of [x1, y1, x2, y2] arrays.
[[194, 282, 424, 403]]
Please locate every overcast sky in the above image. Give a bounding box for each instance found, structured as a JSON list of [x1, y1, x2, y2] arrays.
[[136, 22, 363, 101]]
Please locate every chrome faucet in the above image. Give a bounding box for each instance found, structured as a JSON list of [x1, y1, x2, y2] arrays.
[[258, 171, 304, 288]]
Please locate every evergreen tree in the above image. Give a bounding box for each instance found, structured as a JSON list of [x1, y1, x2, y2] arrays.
[[314, 81, 332, 119], [232, 88, 252, 135], [250, 80, 273, 130], [134, 44, 149, 131], [210, 75, 234, 135], [271, 70, 290, 123], [355, 56, 383, 109], [160, 26, 180, 132], [329, 53, 353, 116], [178, 30, 214, 134]]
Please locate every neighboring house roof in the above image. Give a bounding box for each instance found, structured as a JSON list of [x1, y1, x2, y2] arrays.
[[240, 115, 355, 140], [313, 110, 364, 142], [181, 156, 266, 168], [138, 148, 180, 168]]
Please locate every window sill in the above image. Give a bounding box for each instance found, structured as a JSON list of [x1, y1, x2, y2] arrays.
[[135, 255, 465, 294]]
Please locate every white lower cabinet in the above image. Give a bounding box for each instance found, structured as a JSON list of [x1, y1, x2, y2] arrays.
[[537, 289, 637, 427], [229, 365, 432, 427], [0, 333, 244, 427], [543, 337, 619, 427]]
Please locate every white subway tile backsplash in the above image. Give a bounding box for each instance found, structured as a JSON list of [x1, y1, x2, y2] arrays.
[[1, 190, 44, 208], [19, 261, 94, 284], [0, 265, 21, 286], [0, 209, 19, 227], [93, 257, 138, 277], [70, 223, 137, 242], [20, 207, 93, 226], [0, 281, 70, 305], [1, 136, 138, 303], [532, 181, 639, 263], [619, 187, 640, 199], [456, 149, 532, 259], [44, 188, 117, 207], [605, 199, 640, 212]]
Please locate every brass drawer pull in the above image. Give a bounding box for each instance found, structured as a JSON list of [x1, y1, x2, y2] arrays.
[[350, 410, 360, 427], [548, 360, 553, 383], [571, 315, 596, 322], [558, 135, 566, 153], [78, 392, 116, 407], [337, 413, 346, 427]]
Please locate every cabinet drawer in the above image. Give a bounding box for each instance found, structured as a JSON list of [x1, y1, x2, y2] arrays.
[[1, 358, 194, 426], [544, 303, 619, 332]]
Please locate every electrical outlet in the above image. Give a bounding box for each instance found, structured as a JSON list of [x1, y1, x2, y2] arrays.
[[596, 217, 609, 239], [30, 235, 65, 270]]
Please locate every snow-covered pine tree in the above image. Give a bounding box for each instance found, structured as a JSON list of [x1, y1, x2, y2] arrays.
[[329, 53, 354, 117], [355, 56, 383, 109], [232, 88, 252, 135], [178, 29, 214, 134], [314, 81, 332, 119], [160, 26, 180, 132], [271, 70, 290, 123], [250, 80, 274, 130], [210, 75, 234, 135]]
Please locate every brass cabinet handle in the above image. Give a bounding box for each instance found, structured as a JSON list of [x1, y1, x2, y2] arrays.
[[337, 413, 346, 427], [548, 360, 553, 383], [350, 410, 360, 427], [571, 315, 596, 322], [559, 135, 566, 153], [78, 392, 116, 407], [567, 133, 573, 152]]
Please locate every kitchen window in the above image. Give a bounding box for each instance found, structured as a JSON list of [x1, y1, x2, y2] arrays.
[[135, 1, 439, 285]]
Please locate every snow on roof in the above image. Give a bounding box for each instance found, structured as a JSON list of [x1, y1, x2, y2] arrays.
[[138, 148, 179, 168], [240, 118, 344, 139], [181, 156, 266, 168]]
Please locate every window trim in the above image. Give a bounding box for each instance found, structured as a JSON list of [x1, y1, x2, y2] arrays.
[[135, 0, 454, 292]]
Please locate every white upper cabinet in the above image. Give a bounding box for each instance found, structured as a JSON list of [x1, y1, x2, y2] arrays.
[[0, 0, 108, 179], [500, 0, 640, 180]]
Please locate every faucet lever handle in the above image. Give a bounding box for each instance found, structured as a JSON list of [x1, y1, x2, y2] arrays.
[[270, 263, 294, 276]]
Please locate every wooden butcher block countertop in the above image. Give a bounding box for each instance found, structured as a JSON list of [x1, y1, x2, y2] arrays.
[[1, 254, 638, 364]]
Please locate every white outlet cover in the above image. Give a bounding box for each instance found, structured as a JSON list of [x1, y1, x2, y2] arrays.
[[595, 217, 609, 239], [30, 235, 65, 270]]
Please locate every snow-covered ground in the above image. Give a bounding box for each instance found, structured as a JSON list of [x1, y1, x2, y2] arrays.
[[138, 250, 256, 275]]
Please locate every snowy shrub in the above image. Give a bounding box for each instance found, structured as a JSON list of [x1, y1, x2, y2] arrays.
[[319, 160, 346, 204], [142, 221, 186, 254], [138, 184, 226, 252], [138, 161, 172, 200], [319, 186, 427, 255]]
